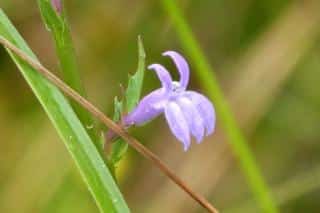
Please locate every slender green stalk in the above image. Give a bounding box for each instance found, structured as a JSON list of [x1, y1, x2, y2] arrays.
[[109, 36, 146, 166], [227, 164, 320, 213], [37, 0, 99, 146], [161, 1, 278, 212], [0, 9, 129, 213]]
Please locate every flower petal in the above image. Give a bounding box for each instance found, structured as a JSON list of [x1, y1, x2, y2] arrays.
[[51, 0, 62, 14], [164, 101, 191, 151], [124, 88, 167, 126], [185, 91, 216, 136], [148, 64, 173, 91], [163, 51, 190, 90], [177, 97, 204, 143]]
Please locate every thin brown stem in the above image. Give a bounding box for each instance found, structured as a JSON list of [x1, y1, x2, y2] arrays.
[[0, 37, 218, 213]]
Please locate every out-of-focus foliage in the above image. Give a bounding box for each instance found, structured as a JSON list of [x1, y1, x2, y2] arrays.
[[0, 0, 320, 212]]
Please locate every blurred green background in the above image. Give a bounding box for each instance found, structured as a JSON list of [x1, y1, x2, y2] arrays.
[[1, 0, 320, 212]]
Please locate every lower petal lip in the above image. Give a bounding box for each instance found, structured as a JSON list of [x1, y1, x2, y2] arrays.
[[185, 91, 216, 136], [177, 97, 205, 143], [164, 101, 191, 151]]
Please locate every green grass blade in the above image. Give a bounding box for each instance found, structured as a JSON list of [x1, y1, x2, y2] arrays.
[[37, 0, 99, 145], [161, 1, 278, 212], [0, 9, 130, 213], [109, 37, 146, 166]]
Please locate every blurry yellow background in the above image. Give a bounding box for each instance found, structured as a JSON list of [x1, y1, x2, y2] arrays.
[[1, 0, 320, 212]]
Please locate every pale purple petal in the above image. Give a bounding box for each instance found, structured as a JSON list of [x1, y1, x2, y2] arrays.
[[148, 64, 173, 91], [163, 51, 190, 90], [121, 51, 215, 150], [185, 91, 216, 136], [177, 97, 204, 143], [51, 0, 62, 14], [124, 88, 167, 126], [164, 101, 191, 151]]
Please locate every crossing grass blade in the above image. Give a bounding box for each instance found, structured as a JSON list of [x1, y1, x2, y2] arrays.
[[0, 9, 130, 213]]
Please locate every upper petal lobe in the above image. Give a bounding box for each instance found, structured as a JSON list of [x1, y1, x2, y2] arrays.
[[148, 64, 173, 92], [163, 51, 190, 90]]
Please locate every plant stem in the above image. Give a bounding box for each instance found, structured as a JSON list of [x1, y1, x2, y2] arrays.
[[38, 0, 99, 147], [161, 1, 278, 212], [0, 37, 219, 213]]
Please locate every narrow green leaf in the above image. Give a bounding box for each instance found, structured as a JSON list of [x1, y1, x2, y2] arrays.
[[110, 137, 128, 166], [113, 96, 123, 122], [109, 97, 127, 165], [110, 37, 146, 165], [125, 36, 146, 112], [37, 0, 99, 147], [0, 9, 130, 213]]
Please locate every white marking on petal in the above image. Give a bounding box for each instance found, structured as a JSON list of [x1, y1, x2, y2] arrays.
[[164, 101, 191, 151]]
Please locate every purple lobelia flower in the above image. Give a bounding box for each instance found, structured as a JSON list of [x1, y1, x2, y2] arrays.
[[51, 0, 62, 14], [123, 51, 216, 151]]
